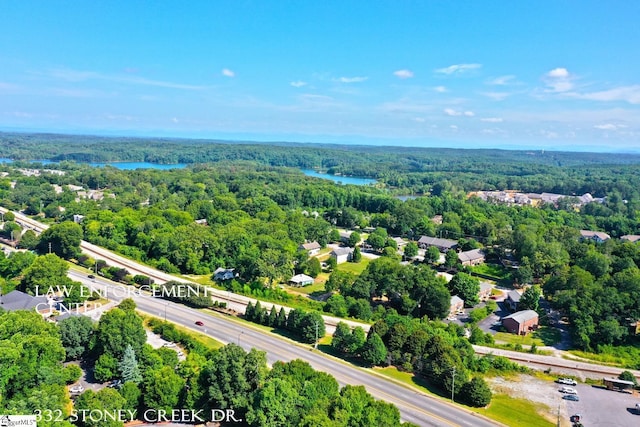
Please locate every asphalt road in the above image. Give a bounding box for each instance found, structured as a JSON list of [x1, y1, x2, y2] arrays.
[[70, 272, 498, 427]]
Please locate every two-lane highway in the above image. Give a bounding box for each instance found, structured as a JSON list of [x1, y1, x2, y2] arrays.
[[70, 271, 498, 427]]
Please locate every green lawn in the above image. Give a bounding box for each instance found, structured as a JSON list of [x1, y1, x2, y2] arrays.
[[374, 367, 555, 427], [470, 263, 510, 279], [286, 280, 326, 295], [494, 326, 560, 347], [336, 257, 371, 275], [471, 394, 554, 427]]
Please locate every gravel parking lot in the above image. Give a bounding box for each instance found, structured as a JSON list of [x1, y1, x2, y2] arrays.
[[488, 376, 640, 426], [568, 384, 640, 426]]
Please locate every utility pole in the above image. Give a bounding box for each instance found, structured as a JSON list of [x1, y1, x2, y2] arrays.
[[451, 366, 456, 403], [48, 242, 52, 254], [314, 321, 318, 349]]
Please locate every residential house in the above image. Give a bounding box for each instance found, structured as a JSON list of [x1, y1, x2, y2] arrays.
[[449, 295, 464, 317], [339, 231, 353, 244], [478, 282, 492, 301], [506, 290, 521, 311], [73, 214, 85, 224], [331, 247, 354, 264], [501, 310, 539, 335], [213, 268, 235, 281], [457, 249, 485, 266], [392, 237, 407, 247], [0, 290, 50, 312], [580, 230, 611, 243], [289, 274, 314, 287], [195, 219, 208, 226], [298, 241, 321, 256], [621, 235, 640, 243], [417, 236, 458, 252]]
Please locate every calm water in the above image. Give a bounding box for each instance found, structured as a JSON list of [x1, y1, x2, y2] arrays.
[[88, 162, 186, 170], [301, 169, 376, 186], [0, 158, 186, 170]]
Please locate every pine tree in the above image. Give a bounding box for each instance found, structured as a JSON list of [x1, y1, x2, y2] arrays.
[[352, 246, 362, 263], [268, 305, 278, 327], [245, 301, 255, 321], [119, 344, 142, 384], [276, 307, 287, 329], [361, 333, 387, 366]]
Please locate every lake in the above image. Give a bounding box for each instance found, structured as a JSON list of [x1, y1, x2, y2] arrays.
[[301, 169, 376, 186], [0, 158, 186, 170], [88, 162, 186, 170]]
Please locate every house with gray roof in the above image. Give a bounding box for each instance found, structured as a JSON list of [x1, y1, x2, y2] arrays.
[[502, 309, 539, 335], [0, 290, 50, 312], [506, 290, 521, 311], [458, 249, 485, 266], [298, 241, 321, 256], [417, 236, 458, 252], [330, 247, 354, 264]]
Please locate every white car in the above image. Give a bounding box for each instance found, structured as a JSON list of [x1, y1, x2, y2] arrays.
[[557, 378, 577, 386], [162, 342, 177, 348], [559, 386, 577, 394], [69, 385, 84, 394]]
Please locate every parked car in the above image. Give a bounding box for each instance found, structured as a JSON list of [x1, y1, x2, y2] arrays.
[[195, 320, 204, 326], [559, 386, 578, 394], [557, 378, 577, 386], [162, 342, 177, 348], [69, 385, 84, 394], [563, 394, 580, 401]]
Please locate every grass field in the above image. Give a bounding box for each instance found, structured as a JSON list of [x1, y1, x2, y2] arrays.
[[373, 366, 555, 427], [471, 394, 554, 427], [567, 344, 640, 369], [494, 326, 561, 347], [336, 257, 371, 275]]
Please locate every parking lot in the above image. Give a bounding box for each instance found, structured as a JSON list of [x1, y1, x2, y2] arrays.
[[563, 383, 640, 426]]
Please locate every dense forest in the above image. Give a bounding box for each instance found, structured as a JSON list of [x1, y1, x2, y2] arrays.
[[3, 131, 640, 197], [0, 295, 410, 426], [1, 132, 640, 356]]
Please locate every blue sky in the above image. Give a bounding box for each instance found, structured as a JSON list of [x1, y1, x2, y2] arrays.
[[1, 1, 639, 151]]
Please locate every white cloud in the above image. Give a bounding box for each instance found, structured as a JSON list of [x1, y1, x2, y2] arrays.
[[594, 123, 627, 130], [444, 108, 474, 117], [222, 68, 235, 77], [487, 75, 516, 85], [172, 117, 179, 123], [450, 125, 459, 130], [543, 67, 574, 93], [481, 117, 503, 123], [290, 81, 307, 88], [572, 85, 640, 104], [413, 117, 426, 123], [547, 68, 570, 78], [393, 69, 414, 79], [335, 76, 368, 83], [433, 86, 448, 93], [435, 63, 482, 75]]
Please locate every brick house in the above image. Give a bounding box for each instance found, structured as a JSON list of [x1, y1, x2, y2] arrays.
[[502, 310, 539, 335]]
